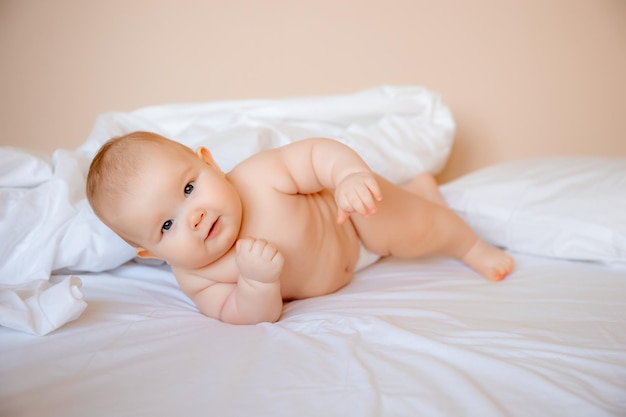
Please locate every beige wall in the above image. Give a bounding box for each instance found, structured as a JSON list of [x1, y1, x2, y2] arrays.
[[1, 0, 625, 181]]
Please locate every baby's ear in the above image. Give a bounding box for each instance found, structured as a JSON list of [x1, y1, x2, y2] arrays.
[[197, 147, 218, 167], [136, 247, 160, 260]]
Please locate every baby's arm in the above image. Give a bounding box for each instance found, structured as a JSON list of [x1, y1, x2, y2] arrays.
[[277, 138, 382, 223], [178, 238, 284, 325]]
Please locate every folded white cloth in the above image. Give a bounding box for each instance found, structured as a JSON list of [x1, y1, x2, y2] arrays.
[[0, 277, 87, 335]]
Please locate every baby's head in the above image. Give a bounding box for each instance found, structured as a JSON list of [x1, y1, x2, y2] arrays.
[[87, 131, 243, 269], [86, 132, 171, 244]]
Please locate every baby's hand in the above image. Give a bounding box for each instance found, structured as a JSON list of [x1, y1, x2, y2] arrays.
[[235, 238, 284, 283], [335, 172, 382, 224]]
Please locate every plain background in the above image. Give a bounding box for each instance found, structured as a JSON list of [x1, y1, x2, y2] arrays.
[[1, 0, 625, 182]]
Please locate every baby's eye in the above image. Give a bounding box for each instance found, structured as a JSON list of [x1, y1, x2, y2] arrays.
[[162, 220, 173, 233], [184, 182, 194, 196]]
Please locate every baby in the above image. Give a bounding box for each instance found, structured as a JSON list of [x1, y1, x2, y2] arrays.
[[86, 132, 514, 324]]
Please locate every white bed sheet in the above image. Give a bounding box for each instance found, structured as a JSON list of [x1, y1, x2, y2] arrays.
[[1, 254, 625, 417]]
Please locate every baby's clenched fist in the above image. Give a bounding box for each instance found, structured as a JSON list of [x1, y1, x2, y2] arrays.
[[235, 238, 284, 283], [335, 171, 382, 224]]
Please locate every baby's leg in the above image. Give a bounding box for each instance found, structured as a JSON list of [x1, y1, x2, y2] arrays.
[[401, 173, 512, 279], [401, 173, 446, 206], [353, 175, 514, 281]]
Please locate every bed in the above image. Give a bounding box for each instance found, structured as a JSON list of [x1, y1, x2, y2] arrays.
[[1, 86, 625, 417]]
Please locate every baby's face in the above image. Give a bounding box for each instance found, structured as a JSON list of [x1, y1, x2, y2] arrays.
[[108, 141, 242, 270]]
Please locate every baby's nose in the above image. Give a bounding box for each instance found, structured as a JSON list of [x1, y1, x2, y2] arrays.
[[189, 209, 205, 230]]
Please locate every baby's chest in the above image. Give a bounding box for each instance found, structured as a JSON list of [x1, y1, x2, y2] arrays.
[[242, 191, 335, 243]]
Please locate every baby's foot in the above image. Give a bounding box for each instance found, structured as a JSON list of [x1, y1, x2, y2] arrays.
[[462, 239, 514, 281]]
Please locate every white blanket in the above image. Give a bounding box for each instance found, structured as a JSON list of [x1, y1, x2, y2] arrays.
[[0, 86, 455, 335]]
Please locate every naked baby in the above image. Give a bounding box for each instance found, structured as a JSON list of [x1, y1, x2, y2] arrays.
[[86, 132, 514, 324]]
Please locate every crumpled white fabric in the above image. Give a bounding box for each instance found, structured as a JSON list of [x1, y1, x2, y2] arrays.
[[0, 277, 87, 336], [0, 148, 135, 335], [0, 148, 136, 284], [0, 85, 455, 335]]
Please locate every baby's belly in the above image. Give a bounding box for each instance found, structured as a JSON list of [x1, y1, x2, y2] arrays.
[[273, 193, 361, 300], [280, 237, 359, 300]]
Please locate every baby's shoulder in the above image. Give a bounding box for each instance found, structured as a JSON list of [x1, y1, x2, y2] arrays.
[[231, 147, 283, 172], [229, 149, 296, 194]]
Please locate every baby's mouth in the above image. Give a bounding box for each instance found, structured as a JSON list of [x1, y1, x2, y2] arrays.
[[206, 217, 219, 240]]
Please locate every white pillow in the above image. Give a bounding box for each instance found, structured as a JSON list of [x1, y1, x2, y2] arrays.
[[441, 157, 626, 265]]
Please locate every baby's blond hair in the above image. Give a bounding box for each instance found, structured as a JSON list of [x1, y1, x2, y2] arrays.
[[86, 131, 167, 230]]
